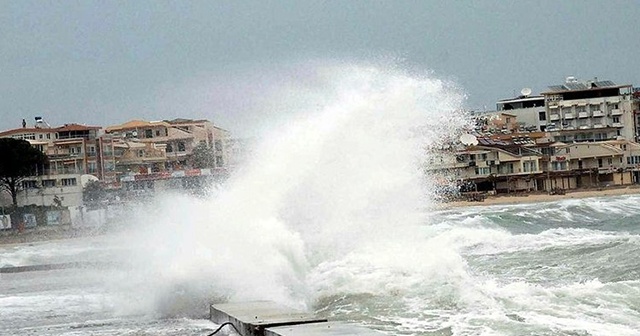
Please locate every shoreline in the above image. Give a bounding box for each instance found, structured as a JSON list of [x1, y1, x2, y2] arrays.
[[3, 187, 640, 246], [436, 185, 640, 209]]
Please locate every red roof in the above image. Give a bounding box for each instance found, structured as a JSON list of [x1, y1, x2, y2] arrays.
[[55, 123, 101, 132], [0, 127, 57, 137], [0, 124, 101, 137]]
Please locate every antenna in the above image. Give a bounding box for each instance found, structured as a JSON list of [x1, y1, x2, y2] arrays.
[[459, 134, 479, 146], [521, 88, 532, 97]]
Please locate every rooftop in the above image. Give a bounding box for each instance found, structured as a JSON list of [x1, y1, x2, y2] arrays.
[[542, 79, 631, 94], [105, 120, 171, 132]]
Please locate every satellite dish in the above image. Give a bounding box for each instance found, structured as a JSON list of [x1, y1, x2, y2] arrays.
[[459, 134, 479, 146], [521, 88, 532, 97], [80, 174, 99, 188]]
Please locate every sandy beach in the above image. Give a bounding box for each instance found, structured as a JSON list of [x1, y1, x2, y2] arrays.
[[438, 185, 640, 209]]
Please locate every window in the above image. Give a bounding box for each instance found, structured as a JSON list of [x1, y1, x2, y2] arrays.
[[214, 140, 223, 151], [216, 156, 224, 167], [156, 130, 160, 136], [608, 158, 613, 165], [576, 106, 586, 113], [591, 104, 600, 111], [88, 162, 97, 173], [145, 129, 153, 138], [538, 111, 546, 121], [474, 167, 490, 175], [22, 180, 38, 189], [523, 161, 538, 172], [541, 147, 555, 155], [551, 161, 567, 171], [598, 158, 603, 168], [46, 133, 51, 139], [177, 142, 186, 152], [61, 178, 77, 186], [166, 144, 173, 152], [501, 163, 514, 174], [137, 150, 144, 158], [610, 103, 619, 109], [613, 116, 620, 123], [42, 179, 56, 187], [39, 134, 43, 139]]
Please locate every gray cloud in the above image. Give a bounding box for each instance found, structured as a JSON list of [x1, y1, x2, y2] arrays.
[[1, 0, 639, 135]]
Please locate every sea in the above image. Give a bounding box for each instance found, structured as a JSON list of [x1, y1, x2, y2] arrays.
[[2, 64, 639, 335]]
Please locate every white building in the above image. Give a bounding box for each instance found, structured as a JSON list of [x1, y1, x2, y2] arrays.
[[17, 174, 84, 207], [496, 94, 547, 132], [541, 78, 635, 143]]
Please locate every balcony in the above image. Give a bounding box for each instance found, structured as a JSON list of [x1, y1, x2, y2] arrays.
[[564, 125, 576, 130], [593, 124, 605, 129], [578, 112, 590, 118], [592, 110, 605, 117], [611, 109, 623, 116], [564, 112, 575, 119], [613, 122, 623, 128], [578, 125, 591, 130], [550, 114, 560, 121]]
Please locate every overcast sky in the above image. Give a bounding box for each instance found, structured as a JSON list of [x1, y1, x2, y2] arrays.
[[1, 0, 640, 136]]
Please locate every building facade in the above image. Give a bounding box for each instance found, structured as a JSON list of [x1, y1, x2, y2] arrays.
[[541, 78, 635, 143]]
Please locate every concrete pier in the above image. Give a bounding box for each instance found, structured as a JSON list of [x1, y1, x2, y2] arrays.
[[210, 301, 384, 336]]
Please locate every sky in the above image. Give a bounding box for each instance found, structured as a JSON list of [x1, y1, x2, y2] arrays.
[[1, 0, 640, 137]]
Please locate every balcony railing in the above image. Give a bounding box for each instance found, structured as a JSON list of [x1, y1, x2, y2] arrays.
[[578, 112, 590, 118], [578, 125, 591, 130], [564, 112, 575, 119], [550, 114, 560, 121], [592, 110, 605, 117], [611, 109, 623, 116], [593, 124, 605, 129], [613, 122, 623, 128]]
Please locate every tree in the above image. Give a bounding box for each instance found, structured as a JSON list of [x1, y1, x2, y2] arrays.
[[0, 138, 48, 206], [83, 180, 106, 207], [192, 142, 215, 168]]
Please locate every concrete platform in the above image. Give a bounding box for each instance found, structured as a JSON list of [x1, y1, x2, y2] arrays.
[[210, 301, 327, 336], [265, 321, 385, 336]]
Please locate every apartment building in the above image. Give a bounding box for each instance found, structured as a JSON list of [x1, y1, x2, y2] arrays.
[[0, 121, 104, 177], [435, 138, 544, 193], [546, 140, 640, 187], [105, 118, 230, 171], [17, 174, 84, 207], [541, 78, 635, 143], [496, 94, 547, 131], [166, 118, 230, 168]]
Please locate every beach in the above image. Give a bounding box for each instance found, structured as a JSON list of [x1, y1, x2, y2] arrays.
[[439, 185, 640, 209]]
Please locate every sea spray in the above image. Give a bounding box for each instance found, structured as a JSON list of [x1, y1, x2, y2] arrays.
[[108, 62, 469, 319]]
